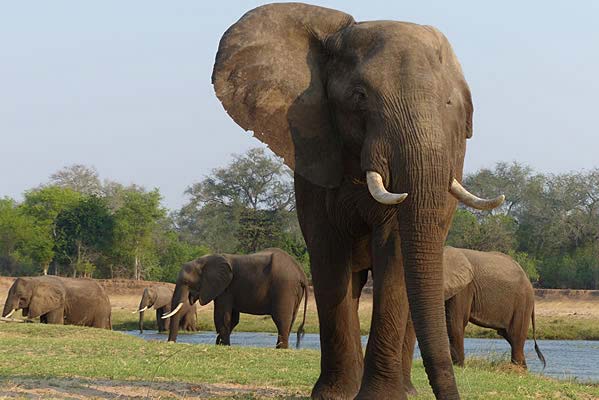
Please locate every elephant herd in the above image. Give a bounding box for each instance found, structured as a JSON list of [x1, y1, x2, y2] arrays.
[[1, 248, 310, 349], [2, 2, 553, 399]]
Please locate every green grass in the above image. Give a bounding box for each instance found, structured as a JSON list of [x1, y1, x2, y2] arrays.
[[0, 323, 597, 399], [112, 308, 599, 341]]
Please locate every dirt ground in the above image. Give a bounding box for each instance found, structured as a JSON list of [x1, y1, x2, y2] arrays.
[[2, 276, 598, 320], [0, 377, 304, 399]]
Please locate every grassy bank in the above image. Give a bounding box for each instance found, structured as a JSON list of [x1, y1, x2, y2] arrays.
[[0, 323, 597, 399], [112, 308, 599, 341]]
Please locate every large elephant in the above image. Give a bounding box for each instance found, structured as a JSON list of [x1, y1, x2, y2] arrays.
[[212, 3, 503, 399], [401, 247, 546, 396], [2, 276, 111, 329], [165, 248, 308, 349], [133, 285, 197, 333]]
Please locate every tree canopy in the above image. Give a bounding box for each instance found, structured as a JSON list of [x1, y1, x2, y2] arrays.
[[2, 155, 598, 288]]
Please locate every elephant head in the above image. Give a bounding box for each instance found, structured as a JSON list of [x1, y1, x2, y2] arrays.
[[212, 3, 503, 397], [2, 277, 65, 319], [134, 287, 160, 333], [166, 255, 233, 342], [443, 246, 475, 301]]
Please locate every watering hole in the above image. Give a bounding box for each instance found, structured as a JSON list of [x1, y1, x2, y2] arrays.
[[124, 330, 599, 383]]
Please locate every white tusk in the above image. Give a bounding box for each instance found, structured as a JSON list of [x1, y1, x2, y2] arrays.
[[132, 306, 148, 314], [366, 171, 408, 205], [0, 317, 24, 323], [4, 309, 16, 319], [161, 303, 183, 319], [450, 179, 505, 211]]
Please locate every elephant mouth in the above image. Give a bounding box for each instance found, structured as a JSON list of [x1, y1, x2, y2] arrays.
[[365, 170, 504, 211]]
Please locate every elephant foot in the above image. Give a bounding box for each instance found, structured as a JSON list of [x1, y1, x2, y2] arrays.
[[355, 380, 406, 400], [404, 382, 418, 397], [311, 376, 359, 400]]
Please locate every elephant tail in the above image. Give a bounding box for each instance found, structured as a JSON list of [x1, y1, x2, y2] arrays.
[[296, 282, 308, 349], [532, 307, 546, 369]]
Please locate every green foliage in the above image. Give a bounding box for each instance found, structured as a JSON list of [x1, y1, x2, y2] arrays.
[[507, 250, 540, 282], [0, 198, 53, 276], [178, 148, 308, 270], [151, 230, 210, 282], [451, 163, 599, 289], [54, 195, 114, 277], [110, 189, 166, 280], [447, 210, 517, 253]]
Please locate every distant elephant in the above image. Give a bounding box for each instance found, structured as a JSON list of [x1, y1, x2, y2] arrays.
[[442, 247, 545, 367], [165, 248, 309, 349], [212, 3, 504, 398], [401, 247, 546, 396], [2, 276, 111, 329], [133, 285, 197, 333]]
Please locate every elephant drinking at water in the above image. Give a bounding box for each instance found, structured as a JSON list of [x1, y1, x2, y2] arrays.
[[165, 248, 309, 349], [2, 276, 111, 329], [133, 285, 197, 333], [212, 3, 504, 398]]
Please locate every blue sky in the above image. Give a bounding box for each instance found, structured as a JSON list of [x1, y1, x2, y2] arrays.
[[1, 1, 598, 209]]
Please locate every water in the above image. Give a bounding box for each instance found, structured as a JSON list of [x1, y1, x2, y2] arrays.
[[125, 330, 599, 383]]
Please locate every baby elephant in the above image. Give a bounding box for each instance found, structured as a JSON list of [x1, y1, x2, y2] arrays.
[[166, 248, 309, 348], [443, 247, 546, 368], [2, 276, 111, 329], [133, 285, 197, 333]]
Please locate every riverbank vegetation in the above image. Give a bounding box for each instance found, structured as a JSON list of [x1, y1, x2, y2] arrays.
[[2, 150, 599, 289], [0, 323, 597, 399]]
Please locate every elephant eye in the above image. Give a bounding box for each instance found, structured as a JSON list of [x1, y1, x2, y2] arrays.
[[351, 87, 368, 110]]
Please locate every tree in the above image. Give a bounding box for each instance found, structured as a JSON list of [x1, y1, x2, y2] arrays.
[[49, 164, 102, 196], [177, 148, 303, 257], [111, 189, 166, 280], [0, 198, 55, 276], [21, 186, 82, 274], [54, 196, 114, 277]]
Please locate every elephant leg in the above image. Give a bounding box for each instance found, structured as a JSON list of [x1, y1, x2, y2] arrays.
[[182, 309, 198, 332], [213, 297, 233, 346], [445, 296, 466, 367], [507, 310, 528, 368], [358, 223, 409, 400], [295, 176, 363, 400], [44, 309, 64, 325], [157, 309, 168, 332], [230, 309, 240, 331], [272, 296, 297, 349], [402, 315, 418, 397]]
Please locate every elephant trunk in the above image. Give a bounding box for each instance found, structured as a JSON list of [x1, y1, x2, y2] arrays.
[[137, 289, 152, 333], [138, 310, 145, 333], [362, 95, 460, 398], [397, 150, 459, 399], [167, 283, 188, 342], [2, 293, 19, 318]]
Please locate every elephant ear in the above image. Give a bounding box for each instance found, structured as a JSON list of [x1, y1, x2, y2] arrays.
[[212, 3, 355, 188], [443, 247, 474, 300], [28, 282, 65, 318], [199, 256, 233, 306]]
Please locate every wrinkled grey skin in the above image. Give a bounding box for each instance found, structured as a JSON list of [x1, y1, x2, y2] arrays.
[[212, 3, 481, 399], [137, 285, 197, 333], [168, 248, 308, 349], [442, 247, 545, 367], [2, 276, 111, 329], [402, 247, 546, 396]]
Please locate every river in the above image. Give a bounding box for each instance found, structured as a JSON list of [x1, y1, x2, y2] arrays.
[[125, 330, 599, 383]]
